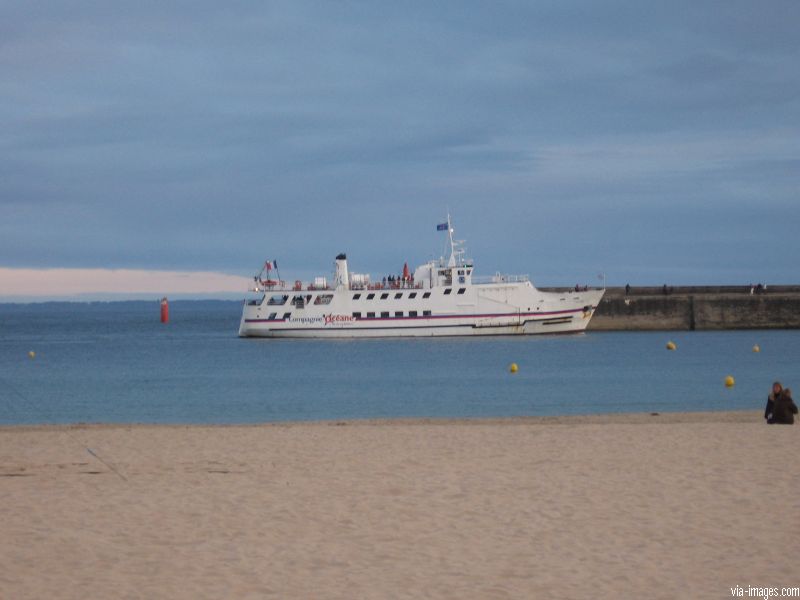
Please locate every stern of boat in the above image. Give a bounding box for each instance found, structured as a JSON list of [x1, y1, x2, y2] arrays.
[[238, 297, 263, 337]]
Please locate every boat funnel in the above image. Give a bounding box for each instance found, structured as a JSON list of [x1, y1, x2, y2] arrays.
[[334, 253, 349, 289]]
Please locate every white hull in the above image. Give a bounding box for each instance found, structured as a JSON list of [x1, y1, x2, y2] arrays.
[[239, 283, 603, 338]]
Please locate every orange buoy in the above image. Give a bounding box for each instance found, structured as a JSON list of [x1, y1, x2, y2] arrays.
[[160, 297, 169, 323]]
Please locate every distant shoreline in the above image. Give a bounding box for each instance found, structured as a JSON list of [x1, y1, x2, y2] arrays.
[[0, 295, 247, 304], [3, 289, 800, 330]]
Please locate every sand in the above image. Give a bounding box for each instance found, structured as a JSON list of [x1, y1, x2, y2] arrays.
[[1, 411, 797, 599]]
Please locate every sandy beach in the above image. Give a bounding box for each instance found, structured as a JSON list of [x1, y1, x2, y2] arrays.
[[1, 411, 797, 599]]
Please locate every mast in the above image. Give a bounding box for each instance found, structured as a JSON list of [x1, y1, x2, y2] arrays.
[[447, 213, 456, 267], [445, 213, 466, 268]]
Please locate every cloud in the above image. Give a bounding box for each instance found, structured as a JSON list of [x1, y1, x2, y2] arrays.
[[0, 267, 251, 297]]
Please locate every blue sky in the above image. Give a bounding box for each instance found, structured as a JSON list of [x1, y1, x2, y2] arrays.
[[1, 1, 798, 296]]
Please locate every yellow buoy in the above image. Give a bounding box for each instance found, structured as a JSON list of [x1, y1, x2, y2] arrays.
[[752, 344, 760, 353], [666, 341, 676, 351], [509, 363, 519, 373], [28, 351, 35, 359], [724, 375, 735, 387]]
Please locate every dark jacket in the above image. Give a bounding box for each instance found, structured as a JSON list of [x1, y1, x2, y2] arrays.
[[769, 393, 798, 425], [764, 393, 778, 421]]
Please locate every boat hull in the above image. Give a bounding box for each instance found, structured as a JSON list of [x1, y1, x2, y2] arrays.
[[238, 285, 604, 338]]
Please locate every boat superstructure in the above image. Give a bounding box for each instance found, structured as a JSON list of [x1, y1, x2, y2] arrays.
[[238, 217, 604, 338]]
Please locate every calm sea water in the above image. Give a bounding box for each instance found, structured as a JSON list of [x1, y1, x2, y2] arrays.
[[0, 300, 798, 425]]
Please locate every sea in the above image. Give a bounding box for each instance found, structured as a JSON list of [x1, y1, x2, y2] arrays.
[[1, 300, 798, 425]]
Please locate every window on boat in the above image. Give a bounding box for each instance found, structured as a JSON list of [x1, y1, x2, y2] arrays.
[[367, 312, 375, 318], [352, 293, 361, 300], [394, 293, 402, 299], [457, 288, 466, 295], [380, 293, 389, 300], [409, 292, 417, 299], [381, 311, 390, 318], [367, 293, 375, 300], [352, 312, 362, 318], [267, 294, 288, 305], [395, 311, 403, 317], [423, 310, 432, 316], [467, 270, 471, 275], [409, 310, 418, 317], [314, 294, 333, 305], [443, 288, 452, 295], [268, 313, 277, 320], [282, 312, 291, 319], [422, 292, 431, 299]]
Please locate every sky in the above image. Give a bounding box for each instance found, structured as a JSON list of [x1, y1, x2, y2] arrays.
[[1, 1, 799, 299]]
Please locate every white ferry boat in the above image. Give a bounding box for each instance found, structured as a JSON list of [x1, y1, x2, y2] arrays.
[[238, 217, 604, 338]]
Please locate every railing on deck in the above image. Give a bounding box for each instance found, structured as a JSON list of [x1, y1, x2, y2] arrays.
[[253, 274, 534, 293], [253, 280, 422, 292], [472, 274, 530, 284], [352, 281, 422, 291]]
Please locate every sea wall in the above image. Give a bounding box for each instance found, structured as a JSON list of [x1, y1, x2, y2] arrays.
[[581, 287, 800, 331]]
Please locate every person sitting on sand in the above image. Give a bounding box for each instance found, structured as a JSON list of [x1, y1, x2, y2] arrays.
[[768, 388, 798, 425]]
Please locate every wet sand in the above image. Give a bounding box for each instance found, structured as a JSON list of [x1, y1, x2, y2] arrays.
[[1, 411, 797, 599]]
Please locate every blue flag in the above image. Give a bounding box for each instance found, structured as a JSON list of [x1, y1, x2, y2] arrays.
[[436, 223, 448, 231]]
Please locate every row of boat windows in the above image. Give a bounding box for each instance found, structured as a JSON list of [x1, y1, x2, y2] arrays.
[[260, 311, 433, 320], [266, 288, 466, 307], [352, 288, 465, 300], [267, 294, 331, 306], [264, 312, 293, 320]]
